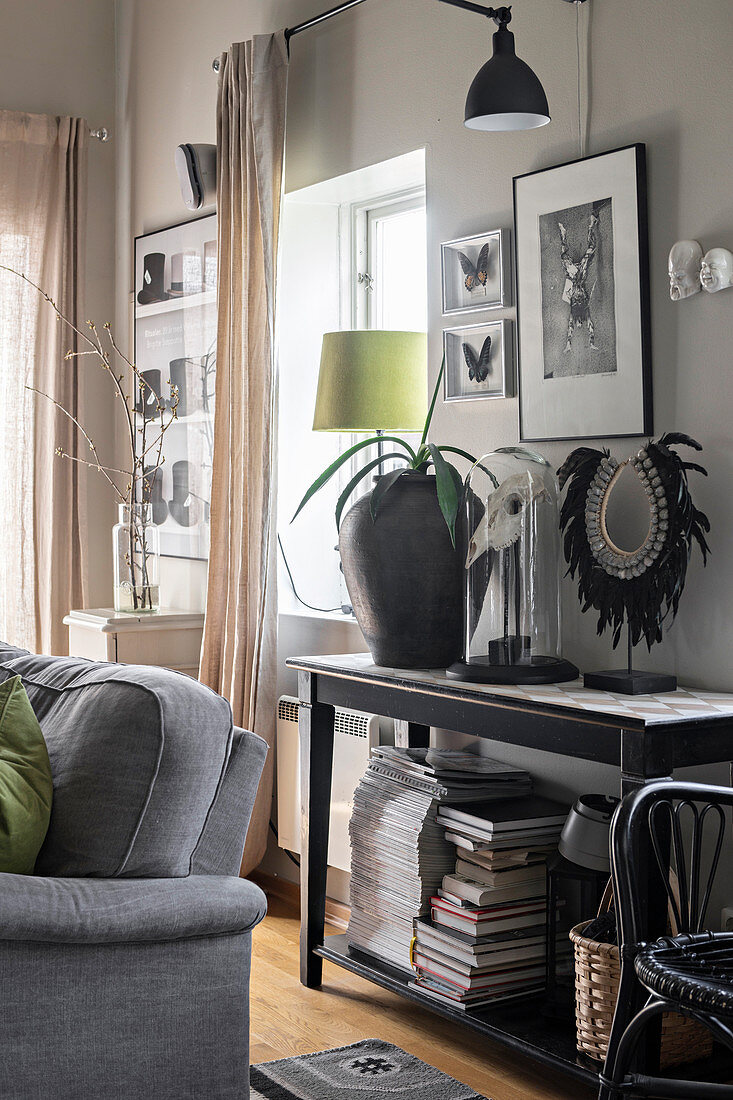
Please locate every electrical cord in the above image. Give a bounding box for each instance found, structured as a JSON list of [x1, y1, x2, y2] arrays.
[[576, 1, 583, 158], [269, 817, 301, 868], [275, 534, 341, 616], [277, 533, 341, 614]]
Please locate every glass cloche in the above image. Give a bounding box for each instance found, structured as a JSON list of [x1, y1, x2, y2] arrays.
[[447, 447, 578, 684]]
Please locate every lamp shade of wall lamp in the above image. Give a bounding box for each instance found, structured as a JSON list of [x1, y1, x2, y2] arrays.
[[438, 1, 550, 131], [312, 330, 428, 432]]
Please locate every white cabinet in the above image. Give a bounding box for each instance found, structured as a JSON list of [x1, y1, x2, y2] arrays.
[[64, 608, 205, 678]]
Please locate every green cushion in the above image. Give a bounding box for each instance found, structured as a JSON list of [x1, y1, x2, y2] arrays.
[[0, 675, 53, 874]]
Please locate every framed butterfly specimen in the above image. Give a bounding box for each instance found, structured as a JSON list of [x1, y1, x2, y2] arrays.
[[443, 320, 514, 402], [464, 335, 492, 382], [441, 229, 511, 314]]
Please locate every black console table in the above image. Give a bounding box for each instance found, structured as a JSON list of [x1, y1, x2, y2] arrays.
[[286, 652, 733, 1088]]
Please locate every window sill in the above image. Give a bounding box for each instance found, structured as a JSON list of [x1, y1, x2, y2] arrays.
[[278, 606, 359, 628]]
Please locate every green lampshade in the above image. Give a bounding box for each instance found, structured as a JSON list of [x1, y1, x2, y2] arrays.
[[312, 330, 428, 432]]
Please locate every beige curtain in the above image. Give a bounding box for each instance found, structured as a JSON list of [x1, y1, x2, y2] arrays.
[[0, 111, 87, 655], [199, 35, 288, 874]]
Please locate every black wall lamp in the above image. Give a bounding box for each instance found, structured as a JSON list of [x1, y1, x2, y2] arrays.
[[438, 1, 551, 131]]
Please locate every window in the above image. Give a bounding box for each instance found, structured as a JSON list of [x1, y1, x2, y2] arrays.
[[278, 151, 427, 617], [351, 191, 428, 332]]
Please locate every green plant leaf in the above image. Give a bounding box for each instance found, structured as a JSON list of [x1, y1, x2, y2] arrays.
[[335, 453, 408, 531], [437, 447, 497, 487], [370, 467, 407, 522], [292, 435, 414, 522], [446, 459, 465, 505], [412, 443, 431, 472], [436, 445, 477, 464], [427, 443, 459, 547], [420, 355, 445, 449]]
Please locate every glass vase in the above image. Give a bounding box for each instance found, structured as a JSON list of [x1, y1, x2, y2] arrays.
[[113, 503, 160, 613]]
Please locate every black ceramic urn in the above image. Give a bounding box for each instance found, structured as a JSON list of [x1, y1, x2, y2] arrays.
[[338, 472, 463, 669]]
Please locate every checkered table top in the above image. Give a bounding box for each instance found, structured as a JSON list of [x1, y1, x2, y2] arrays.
[[288, 652, 733, 727]]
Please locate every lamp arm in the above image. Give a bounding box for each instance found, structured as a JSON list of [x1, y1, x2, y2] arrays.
[[436, 0, 512, 28]]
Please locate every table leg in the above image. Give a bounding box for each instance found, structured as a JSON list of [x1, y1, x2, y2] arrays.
[[394, 720, 430, 748], [298, 670, 335, 988], [616, 726, 673, 1076]]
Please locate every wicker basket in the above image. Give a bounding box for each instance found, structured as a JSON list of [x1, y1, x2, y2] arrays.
[[569, 882, 713, 1068]]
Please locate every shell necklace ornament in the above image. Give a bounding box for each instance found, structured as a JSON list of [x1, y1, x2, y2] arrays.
[[584, 447, 669, 579], [558, 434, 710, 651]]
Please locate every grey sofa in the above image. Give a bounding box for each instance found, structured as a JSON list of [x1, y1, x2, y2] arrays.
[[0, 642, 268, 1100]]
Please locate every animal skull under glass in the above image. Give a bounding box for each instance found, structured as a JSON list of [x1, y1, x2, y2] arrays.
[[467, 470, 551, 564], [447, 448, 578, 685]]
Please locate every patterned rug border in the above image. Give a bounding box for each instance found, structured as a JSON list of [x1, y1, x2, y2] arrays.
[[251, 1038, 492, 1100]]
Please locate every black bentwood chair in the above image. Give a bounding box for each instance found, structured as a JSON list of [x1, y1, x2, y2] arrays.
[[599, 780, 733, 1100]]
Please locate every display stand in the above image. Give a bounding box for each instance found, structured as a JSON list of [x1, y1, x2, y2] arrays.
[[584, 622, 677, 695]]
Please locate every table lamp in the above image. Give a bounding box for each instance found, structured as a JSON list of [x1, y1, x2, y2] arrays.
[[312, 330, 428, 614], [312, 331, 428, 444]]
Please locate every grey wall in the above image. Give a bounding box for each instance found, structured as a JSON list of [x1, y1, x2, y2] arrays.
[[0, 0, 117, 608], [115, 0, 733, 902]]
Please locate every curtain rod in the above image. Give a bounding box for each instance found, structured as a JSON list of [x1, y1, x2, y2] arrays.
[[284, 0, 368, 42], [89, 127, 109, 142], [212, 0, 368, 70]]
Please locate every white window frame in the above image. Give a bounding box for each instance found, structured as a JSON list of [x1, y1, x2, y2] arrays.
[[339, 186, 426, 332], [335, 186, 427, 520]]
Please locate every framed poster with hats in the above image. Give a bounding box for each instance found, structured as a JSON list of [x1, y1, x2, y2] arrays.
[[134, 214, 217, 561]]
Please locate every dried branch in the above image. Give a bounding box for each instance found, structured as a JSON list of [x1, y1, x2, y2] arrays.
[[26, 385, 128, 502]]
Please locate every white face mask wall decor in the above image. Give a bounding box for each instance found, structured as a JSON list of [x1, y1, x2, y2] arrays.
[[700, 247, 733, 293], [668, 240, 702, 301]]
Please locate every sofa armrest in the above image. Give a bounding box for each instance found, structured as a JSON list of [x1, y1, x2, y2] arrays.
[[0, 874, 266, 944], [191, 726, 269, 876]]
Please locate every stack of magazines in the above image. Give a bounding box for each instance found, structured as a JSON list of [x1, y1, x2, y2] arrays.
[[409, 796, 570, 1009], [347, 747, 531, 973]]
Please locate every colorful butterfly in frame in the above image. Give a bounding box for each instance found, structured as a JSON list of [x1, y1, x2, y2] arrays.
[[462, 335, 492, 383], [457, 242, 490, 293]]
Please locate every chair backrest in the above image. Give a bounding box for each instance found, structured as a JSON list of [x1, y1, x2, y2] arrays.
[[0, 643, 236, 878], [610, 779, 733, 948]]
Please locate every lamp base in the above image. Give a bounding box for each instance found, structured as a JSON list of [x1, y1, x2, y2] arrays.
[[583, 669, 677, 695], [447, 654, 579, 686]]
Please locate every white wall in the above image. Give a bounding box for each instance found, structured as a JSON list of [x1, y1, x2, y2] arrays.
[[115, 0, 733, 902], [278, 198, 343, 615], [0, 0, 117, 609]]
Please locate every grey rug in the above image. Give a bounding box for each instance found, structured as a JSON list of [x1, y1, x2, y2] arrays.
[[250, 1039, 492, 1099]]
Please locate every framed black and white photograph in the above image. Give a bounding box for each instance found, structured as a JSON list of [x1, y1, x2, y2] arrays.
[[441, 229, 510, 314], [443, 320, 514, 402], [513, 144, 652, 442], [134, 214, 217, 561]]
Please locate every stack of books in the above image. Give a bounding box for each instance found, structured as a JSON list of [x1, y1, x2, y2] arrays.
[[409, 796, 570, 1009], [368, 747, 532, 803], [347, 748, 531, 974]]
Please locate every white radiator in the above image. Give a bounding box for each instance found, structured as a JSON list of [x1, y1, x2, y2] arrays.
[[276, 694, 379, 872]]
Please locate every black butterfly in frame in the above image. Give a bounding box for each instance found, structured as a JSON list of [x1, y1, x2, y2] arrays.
[[457, 242, 490, 293], [462, 335, 492, 383]]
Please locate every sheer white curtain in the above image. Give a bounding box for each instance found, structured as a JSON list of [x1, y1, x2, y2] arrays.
[[0, 111, 87, 653], [199, 34, 288, 874]]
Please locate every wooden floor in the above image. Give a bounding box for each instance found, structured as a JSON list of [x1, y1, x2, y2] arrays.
[[250, 893, 594, 1100]]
